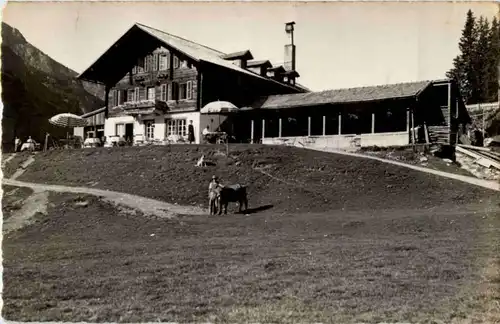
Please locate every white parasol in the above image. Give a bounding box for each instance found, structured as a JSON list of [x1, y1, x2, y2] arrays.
[[48, 113, 88, 149], [201, 101, 240, 154], [200, 101, 239, 114], [49, 113, 88, 128]]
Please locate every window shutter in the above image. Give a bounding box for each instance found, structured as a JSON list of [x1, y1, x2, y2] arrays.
[[153, 54, 158, 71], [161, 84, 167, 101], [132, 66, 137, 74], [108, 90, 115, 107], [117, 90, 122, 106], [134, 87, 140, 102], [173, 82, 179, 100], [167, 83, 172, 101], [187, 81, 193, 100], [166, 54, 171, 69]]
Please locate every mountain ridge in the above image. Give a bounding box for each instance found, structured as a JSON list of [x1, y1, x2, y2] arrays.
[[1, 22, 104, 151]]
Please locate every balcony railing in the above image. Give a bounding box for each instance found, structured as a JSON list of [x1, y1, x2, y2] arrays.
[[110, 99, 169, 116]]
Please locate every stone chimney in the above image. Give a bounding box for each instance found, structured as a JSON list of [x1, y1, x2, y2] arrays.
[[284, 22, 296, 72]]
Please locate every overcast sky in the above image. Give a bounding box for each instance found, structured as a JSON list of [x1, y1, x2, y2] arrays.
[[3, 1, 499, 91]]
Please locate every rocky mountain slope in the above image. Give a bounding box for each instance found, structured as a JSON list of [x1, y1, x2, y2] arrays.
[[1, 22, 104, 151]]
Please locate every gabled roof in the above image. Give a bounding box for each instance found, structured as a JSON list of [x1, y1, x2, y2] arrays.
[[252, 80, 432, 109], [78, 23, 306, 93], [222, 50, 253, 61], [283, 70, 300, 78], [81, 107, 106, 118], [247, 60, 272, 68], [268, 65, 286, 73]]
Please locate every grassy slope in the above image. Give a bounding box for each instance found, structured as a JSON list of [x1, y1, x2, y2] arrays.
[[4, 145, 500, 322], [3, 191, 499, 323], [18, 145, 499, 213]]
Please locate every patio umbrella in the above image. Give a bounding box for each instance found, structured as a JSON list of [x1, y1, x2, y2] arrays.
[[201, 101, 239, 133], [200, 101, 239, 114], [201, 101, 240, 154], [49, 113, 88, 149], [49, 113, 88, 128]]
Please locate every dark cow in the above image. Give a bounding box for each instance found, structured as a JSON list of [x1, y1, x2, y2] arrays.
[[216, 184, 248, 215]]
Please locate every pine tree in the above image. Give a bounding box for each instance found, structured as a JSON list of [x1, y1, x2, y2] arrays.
[[446, 9, 479, 104], [486, 17, 500, 102], [474, 16, 490, 102]]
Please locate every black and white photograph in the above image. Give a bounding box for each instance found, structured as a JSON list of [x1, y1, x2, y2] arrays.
[[1, 1, 500, 323]]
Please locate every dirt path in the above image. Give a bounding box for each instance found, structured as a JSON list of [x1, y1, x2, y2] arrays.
[[3, 178, 206, 219], [10, 154, 36, 180], [3, 153, 206, 233], [3, 189, 49, 235], [2, 153, 17, 167], [315, 147, 500, 191]]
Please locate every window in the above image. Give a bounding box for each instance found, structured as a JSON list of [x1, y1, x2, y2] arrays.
[[109, 89, 126, 107], [166, 119, 175, 136], [118, 90, 125, 105], [134, 87, 140, 102], [159, 54, 167, 70], [127, 89, 135, 102], [174, 56, 180, 69], [178, 119, 187, 136], [179, 83, 187, 100], [147, 87, 155, 101], [166, 119, 187, 137], [178, 81, 193, 100], [160, 84, 167, 101], [145, 120, 155, 140], [137, 58, 144, 73], [115, 123, 125, 137]]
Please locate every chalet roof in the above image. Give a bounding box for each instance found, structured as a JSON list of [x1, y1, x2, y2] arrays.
[[247, 60, 272, 67], [222, 50, 254, 60], [78, 23, 306, 93], [81, 107, 106, 118], [283, 70, 300, 78], [252, 80, 432, 109], [268, 66, 286, 72]]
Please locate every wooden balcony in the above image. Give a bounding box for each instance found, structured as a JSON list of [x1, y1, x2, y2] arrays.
[[109, 100, 169, 117]]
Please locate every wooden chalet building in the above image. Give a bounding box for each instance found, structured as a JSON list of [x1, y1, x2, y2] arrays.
[[76, 22, 306, 144], [77, 22, 471, 149], [244, 79, 471, 150]]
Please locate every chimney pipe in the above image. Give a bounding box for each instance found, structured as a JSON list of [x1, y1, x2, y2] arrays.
[[284, 21, 296, 72]]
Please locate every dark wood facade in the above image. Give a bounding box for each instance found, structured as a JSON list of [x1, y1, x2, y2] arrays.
[[234, 80, 470, 146], [104, 47, 304, 118], [107, 46, 199, 116]]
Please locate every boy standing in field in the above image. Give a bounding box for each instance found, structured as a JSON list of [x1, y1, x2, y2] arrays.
[[208, 175, 223, 215]]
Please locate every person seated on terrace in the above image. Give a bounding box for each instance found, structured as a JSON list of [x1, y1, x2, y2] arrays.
[[203, 126, 212, 143]]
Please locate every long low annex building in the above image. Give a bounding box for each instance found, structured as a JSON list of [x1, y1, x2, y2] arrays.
[[239, 79, 471, 150]]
